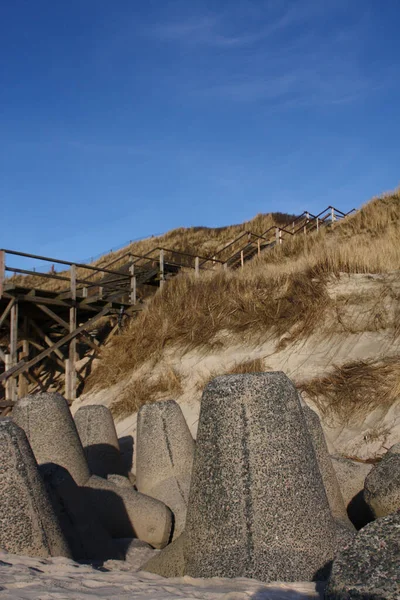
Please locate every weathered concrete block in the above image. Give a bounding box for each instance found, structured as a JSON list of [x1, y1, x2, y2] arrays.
[[74, 405, 126, 478], [330, 455, 373, 529], [107, 474, 133, 488], [136, 400, 194, 540], [325, 513, 400, 600], [84, 475, 172, 549], [185, 373, 338, 582], [13, 392, 90, 486], [302, 404, 352, 528], [0, 420, 71, 558], [364, 452, 400, 518], [40, 463, 120, 561], [141, 532, 186, 577]]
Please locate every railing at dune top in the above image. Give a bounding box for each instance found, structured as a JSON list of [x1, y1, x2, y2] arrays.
[[0, 205, 356, 306]]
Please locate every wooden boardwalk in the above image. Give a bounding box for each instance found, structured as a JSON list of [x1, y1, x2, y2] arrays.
[[0, 206, 354, 412]]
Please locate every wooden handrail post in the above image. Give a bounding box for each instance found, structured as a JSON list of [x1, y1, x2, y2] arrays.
[[18, 340, 29, 397], [129, 263, 137, 304], [67, 264, 77, 403], [0, 250, 5, 299], [195, 256, 200, 277], [331, 207, 336, 224], [159, 249, 165, 288], [257, 239, 261, 257], [5, 354, 12, 401], [276, 228, 282, 245], [316, 217, 319, 231], [240, 250, 244, 269], [9, 301, 18, 401]]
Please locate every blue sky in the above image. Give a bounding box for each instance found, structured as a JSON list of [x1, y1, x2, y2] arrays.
[[1, 0, 399, 266]]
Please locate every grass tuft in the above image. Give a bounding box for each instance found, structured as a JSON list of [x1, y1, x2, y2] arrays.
[[298, 356, 400, 421]]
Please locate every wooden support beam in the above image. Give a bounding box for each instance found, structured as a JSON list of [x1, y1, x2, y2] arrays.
[[0, 250, 5, 299], [129, 263, 136, 305], [37, 304, 69, 329], [0, 298, 15, 329], [9, 302, 18, 402], [195, 257, 200, 277], [0, 305, 112, 382], [29, 319, 65, 361], [67, 265, 77, 402], [159, 249, 165, 288], [18, 340, 30, 397]]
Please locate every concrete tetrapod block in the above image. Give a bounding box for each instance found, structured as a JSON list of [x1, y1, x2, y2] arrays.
[[325, 513, 400, 600], [40, 463, 121, 561], [136, 400, 195, 540], [74, 404, 126, 478], [13, 392, 90, 486], [0, 420, 71, 558], [302, 403, 353, 528], [141, 532, 186, 577], [84, 475, 172, 549], [184, 373, 338, 582], [330, 455, 373, 529], [364, 452, 400, 518]]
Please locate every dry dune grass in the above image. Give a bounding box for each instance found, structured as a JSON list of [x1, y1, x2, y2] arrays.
[[86, 189, 400, 394], [195, 358, 266, 392], [111, 366, 183, 418], [298, 356, 400, 420], [86, 268, 330, 391], [112, 357, 266, 418]]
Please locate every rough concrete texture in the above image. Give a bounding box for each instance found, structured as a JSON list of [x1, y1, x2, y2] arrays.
[[136, 400, 195, 540], [330, 455, 374, 529], [114, 538, 156, 569], [13, 392, 90, 486], [141, 533, 186, 577], [364, 452, 400, 517], [387, 441, 400, 455], [84, 475, 172, 549], [325, 512, 400, 600], [40, 463, 120, 561], [185, 373, 338, 582], [302, 404, 352, 527], [107, 474, 133, 488], [74, 405, 126, 478], [0, 420, 71, 558]]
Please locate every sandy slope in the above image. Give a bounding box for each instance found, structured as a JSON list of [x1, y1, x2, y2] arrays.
[[73, 273, 400, 466], [0, 551, 321, 600]]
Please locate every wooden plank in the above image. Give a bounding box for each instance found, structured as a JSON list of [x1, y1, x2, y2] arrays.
[[4, 293, 70, 308], [37, 304, 69, 329], [0, 305, 112, 382]]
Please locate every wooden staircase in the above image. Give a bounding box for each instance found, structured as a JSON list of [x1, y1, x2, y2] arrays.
[[0, 205, 355, 412]]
